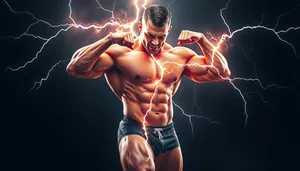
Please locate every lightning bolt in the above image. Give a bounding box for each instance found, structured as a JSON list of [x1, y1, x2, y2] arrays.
[[27, 60, 65, 93], [215, 0, 299, 126], [173, 101, 220, 137], [3, 0, 164, 164], [239, 47, 258, 77], [192, 84, 204, 114], [5, 26, 73, 72], [4, 0, 147, 72], [274, 3, 300, 30], [139, 54, 166, 161], [244, 92, 269, 104], [3, 0, 299, 165], [220, 0, 300, 57], [2, 0, 223, 134], [238, 47, 284, 104], [167, 0, 176, 9]]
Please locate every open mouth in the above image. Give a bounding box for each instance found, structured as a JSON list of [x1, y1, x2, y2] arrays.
[[149, 45, 159, 51]]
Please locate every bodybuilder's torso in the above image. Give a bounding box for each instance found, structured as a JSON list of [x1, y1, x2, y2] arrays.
[[105, 44, 189, 126]]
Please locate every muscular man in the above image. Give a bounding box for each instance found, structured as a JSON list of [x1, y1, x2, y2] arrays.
[[67, 5, 230, 171]]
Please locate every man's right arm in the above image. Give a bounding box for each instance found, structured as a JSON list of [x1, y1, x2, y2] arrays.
[[67, 32, 134, 79], [66, 34, 115, 79]]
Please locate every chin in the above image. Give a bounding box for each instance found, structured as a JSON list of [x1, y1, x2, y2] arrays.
[[147, 48, 161, 55], [149, 50, 159, 55]]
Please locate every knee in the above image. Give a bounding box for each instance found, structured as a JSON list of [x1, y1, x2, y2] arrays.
[[139, 158, 155, 171]]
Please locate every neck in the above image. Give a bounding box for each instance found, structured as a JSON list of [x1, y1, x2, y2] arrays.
[[134, 37, 163, 56], [134, 37, 152, 55]]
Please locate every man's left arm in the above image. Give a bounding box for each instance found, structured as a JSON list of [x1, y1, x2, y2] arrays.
[[178, 30, 231, 83]]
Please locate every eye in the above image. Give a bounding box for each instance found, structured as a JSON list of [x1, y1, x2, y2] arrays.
[[146, 33, 155, 38]]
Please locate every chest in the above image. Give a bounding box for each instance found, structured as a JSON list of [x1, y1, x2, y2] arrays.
[[115, 52, 185, 84]]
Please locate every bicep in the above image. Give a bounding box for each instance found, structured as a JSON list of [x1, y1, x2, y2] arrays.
[[184, 55, 224, 83], [78, 52, 115, 79], [93, 52, 115, 72], [184, 55, 208, 77]]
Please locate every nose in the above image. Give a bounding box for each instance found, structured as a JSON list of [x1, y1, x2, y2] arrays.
[[152, 38, 159, 46]]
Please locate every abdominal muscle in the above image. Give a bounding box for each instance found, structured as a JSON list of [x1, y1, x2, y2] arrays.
[[121, 81, 174, 127]]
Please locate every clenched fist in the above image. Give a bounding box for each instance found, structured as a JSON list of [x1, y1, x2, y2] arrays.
[[177, 30, 204, 46], [110, 32, 134, 49]]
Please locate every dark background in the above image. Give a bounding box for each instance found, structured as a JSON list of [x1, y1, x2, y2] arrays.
[[1, 0, 300, 170]]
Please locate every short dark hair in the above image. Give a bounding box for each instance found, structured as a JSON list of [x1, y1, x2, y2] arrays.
[[142, 5, 172, 27]]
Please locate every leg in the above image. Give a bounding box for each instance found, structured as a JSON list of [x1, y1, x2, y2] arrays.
[[154, 146, 183, 171], [119, 134, 155, 171]]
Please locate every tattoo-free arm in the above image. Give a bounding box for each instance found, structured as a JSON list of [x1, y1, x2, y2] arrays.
[[184, 33, 231, 83], [66, 34, 115, 79]]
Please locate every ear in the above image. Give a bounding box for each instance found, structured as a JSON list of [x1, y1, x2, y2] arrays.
[[138, 21, 142, 32], [168, 25, 172, 32]]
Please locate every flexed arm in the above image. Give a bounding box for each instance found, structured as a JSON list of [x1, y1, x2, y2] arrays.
[[178, 30, 231, 83], [66, 32, 134, 79]]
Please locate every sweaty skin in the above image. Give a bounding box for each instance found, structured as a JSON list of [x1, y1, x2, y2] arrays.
[[106, 43, 185, 126], [66, 19, 230, 171]]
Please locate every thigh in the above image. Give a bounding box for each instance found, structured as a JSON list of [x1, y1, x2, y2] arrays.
[[154, 146, 183, 171], [119, 134, 155, 171]]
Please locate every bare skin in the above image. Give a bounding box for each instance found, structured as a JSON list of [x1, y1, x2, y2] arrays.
[[67, 19, 230, 171]]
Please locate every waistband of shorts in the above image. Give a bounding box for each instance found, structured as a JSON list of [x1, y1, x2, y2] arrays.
[[122, 116, 174, 131]]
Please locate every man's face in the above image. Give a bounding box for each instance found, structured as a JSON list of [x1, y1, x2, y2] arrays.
[[139, 20, 171, 55]]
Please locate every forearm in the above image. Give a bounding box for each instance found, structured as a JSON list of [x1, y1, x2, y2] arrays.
[[197, 35, 230, 77], [68, 34, 113, 73]]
